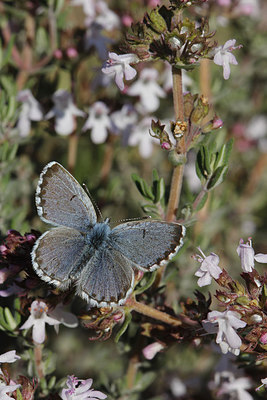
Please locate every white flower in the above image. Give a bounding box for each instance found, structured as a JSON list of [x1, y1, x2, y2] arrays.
[[206, 310, 246, 355], [218, 377, 253, 400], [237, 238, 267, 273], [46, 90, 86, 136], [20, 300, 60, 344], [256, 377, 267, 391], [142, 342, 164, 360], [213, 39, 241, 80], [60, 375, 107, 400], [0, 351, 20, 375], [194, 248, 222, 287], [88, 1, 120, 31], [73, 0, 120, 30], [48, 303, 78, 334], [70, 0, 96, 18], [245, 115, 267, 140], [16, 89, 43, 137], [0, 351, 20, 365], [170, 377, 187, 398], [128, 116, 158, 158], [110, 104, 137, 138], [0, 382, 21, 400], [127, 68, 165, 113], [102, 52, 139, 91], [245, 115, 267, 152], [82, 101, 111, 144]]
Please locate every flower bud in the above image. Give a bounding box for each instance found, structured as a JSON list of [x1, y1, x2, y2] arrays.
[[161, 142, 171, 150]]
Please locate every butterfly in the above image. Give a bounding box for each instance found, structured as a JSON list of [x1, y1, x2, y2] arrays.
[[31, 162, 186, 307]]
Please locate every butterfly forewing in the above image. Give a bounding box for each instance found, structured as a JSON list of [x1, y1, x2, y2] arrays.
[[32, 227, 86, 289], [109, 221, 185, 271], [77, 248, 134, 307], [36, 162, 97, 231]]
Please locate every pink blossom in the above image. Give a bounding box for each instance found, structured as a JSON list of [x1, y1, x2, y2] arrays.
[[142, 342, 164, 360], [54, 49, 63, 59], [121, 15, 133, 27], [66, 47, 78, 59], [60, 376, 107, 400]]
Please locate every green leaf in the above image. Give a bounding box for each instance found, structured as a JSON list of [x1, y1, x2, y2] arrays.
[[142, 204, 159, 217], [4, 307, 17, 330], [132, 174, 154, 201], [155, 177, 165, 204], [0, 307, 10, 330], [207, 165, 228, 190], [196, 147, 207, 180], [114, 312, 132, 343], [0, 75, 16, 95], [54, 0, 65, 14], [48, 376, 56, 390], [195, 192, 208, 211], [2, 34, 15, 67], [134, 270, 157, 295], [214, 138, 234, 169], [16, 389, 23, 400], [142, 180, 155, 201], [135, 371, 157, 391], [203, 145, 212, 175]]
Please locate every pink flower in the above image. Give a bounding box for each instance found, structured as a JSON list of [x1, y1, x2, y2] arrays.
[[54, 49, 63, 59], [60, 376, 107, 400], [121, 15, 133, 27], [102, 52, 139, 91], [66, 47, 78, 59], [142, 342, 164, 360], [213, 39, 242, 80]]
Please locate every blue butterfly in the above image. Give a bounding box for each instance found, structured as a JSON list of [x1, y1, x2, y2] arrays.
[[32, 162, 186, 307]]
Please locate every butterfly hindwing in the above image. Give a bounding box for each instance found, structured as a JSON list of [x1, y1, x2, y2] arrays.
[[77, 248, 134, 307], [36, 161, 97, 231], [109, 221, 186, 271]]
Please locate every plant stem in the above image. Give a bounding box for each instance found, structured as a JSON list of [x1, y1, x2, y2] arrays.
[[34, 344, 44, 380], [68, 130, 78, 174], [166, 67, 186, 222], [126, 297, 181, 327], [126, 354, 139, 389], [100, 135, 116, 183]]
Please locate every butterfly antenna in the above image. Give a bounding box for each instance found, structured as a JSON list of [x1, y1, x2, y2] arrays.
[[82, 183, 103, 220], [112, 215, 152, 224]]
